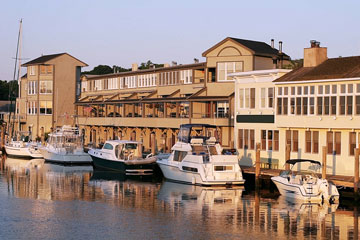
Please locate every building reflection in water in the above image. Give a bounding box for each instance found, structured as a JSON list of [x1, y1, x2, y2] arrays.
[[1, 157, 360, 239]]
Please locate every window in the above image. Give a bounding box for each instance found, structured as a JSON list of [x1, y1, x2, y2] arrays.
[[174, 151, 187, 162], [39, 81, 53, 94], [108, 78, 118, 89], [286, 130, 298, 152], [28, 81, 37, 95], [327, 131, 341, 155], [81, 81, 88, 92], [39, 101, 52, 115], [217, 62, 242, 81], [238, 129, 254, 150], [46, 65, 53, 74], [261, 130, 279, 151], [239, 88, 255, 109], [180, 70, 192, 84], [305, 130, 319, 154], [94, 79, 102, 90], [27, 101, 37, 115], [349, 132, 356, 156], [29, 66, 36, 76], [40, 65, 46, 74], [268, 88, 274, 108], [261, 88, 266, 108]]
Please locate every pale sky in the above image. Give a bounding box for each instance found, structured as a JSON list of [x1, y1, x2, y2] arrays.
[[1, 0, 359, 80]]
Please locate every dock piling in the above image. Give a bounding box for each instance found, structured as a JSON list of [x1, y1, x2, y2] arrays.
[[255, 143, 261, 189], [355, 148, 359, 193], [151, 132, 156, 155], [322, 146, 327, 179], [285, 143, 290, 170]]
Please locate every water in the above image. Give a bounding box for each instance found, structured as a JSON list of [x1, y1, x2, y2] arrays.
[[0, 158, 359, 240]]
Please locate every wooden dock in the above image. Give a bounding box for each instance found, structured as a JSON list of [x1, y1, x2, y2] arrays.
[[242, 166, 359, 189]]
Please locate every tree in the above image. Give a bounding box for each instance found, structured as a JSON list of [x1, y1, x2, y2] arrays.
[[0, 80, 18, 100], [283, 59, 303, 70], [82, 65, 114, 75], [138, 60, 164, 70]]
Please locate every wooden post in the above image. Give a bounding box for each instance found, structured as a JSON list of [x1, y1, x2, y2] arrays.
[[255, 143, 261, 178], [167, 138, 172, 153], [355, 148, 360, 193], [0, 124, 5, 149], [285, 143, 291, 170], [151, 132, 156, 155], [255, 143, 261, 190], [322, 146, 327, 179], [138, 142, 143, 158], [40, 127, 45, 144]]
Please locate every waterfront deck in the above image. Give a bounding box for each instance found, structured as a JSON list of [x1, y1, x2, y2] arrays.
[[241, 166, 358, 189]]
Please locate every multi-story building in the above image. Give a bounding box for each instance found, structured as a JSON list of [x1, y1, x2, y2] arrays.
[[76, 37, 290, 152], [233, 41, 360, 176], [14, 53, 87, 138]]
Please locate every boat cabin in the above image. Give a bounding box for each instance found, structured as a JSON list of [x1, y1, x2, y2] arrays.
[[102, 140, 143, 160]]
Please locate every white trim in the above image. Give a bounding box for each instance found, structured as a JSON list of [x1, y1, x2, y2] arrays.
[[229, 69, 291, 77], [274, 77, 360, 85]]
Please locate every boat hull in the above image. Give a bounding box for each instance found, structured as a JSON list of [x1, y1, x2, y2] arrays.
[[91, 155, 155, 175], [271, 176, 339, 203], [157, 161, 245, 186], [5, 146, 42, 159], [40, 148, 92, 165]]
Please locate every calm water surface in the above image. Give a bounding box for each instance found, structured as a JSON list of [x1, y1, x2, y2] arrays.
[[0, 158, 359, 240]]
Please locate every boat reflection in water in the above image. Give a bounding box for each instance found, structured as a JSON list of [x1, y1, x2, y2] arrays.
[[1, 158, 360, 239], [158, 181, 244, 214]]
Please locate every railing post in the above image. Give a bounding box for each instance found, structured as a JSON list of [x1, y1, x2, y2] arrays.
[[285, 143, 291, 170], [151, 132, 156, 155], [255, 143, 261, 189], [322, 146, 327, 179], [355, 148, 359, 193]]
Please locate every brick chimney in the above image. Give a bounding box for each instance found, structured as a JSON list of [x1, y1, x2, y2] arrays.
[[304, 40, 327, 67], [132, 63, 138, 71]]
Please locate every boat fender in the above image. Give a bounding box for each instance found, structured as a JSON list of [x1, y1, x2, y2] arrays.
[[192, 177, 196, 185]]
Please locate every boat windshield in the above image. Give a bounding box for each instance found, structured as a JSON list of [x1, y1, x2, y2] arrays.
[[124, 143, 138, 150]]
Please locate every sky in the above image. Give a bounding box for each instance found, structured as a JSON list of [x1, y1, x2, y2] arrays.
[[0, 0, 359, 80]]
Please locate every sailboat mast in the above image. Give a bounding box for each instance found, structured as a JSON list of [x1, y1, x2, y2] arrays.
[[7, 19, 22, 138], [17, 19, 23, 132]]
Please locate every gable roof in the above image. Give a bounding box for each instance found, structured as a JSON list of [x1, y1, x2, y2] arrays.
[[22, 53, 88, 67], [274, 56, 360, 83], [202, 37, 290, 59]]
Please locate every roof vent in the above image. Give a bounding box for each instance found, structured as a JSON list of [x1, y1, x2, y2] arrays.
[[194, 58, 199, 63]]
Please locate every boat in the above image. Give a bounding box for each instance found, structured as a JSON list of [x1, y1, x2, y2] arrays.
[[39, 126, 92, 164], [271, 159, 339, 203], [5, 132, 43, 159], [88, 140, 157, 175], [156, 124, 245, 186]]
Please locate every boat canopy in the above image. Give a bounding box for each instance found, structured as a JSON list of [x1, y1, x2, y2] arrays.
[[178, 124, 219, 143], [286, 159, 321, 165]]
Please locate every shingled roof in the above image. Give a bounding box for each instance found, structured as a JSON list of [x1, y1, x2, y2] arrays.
[[274, 56, 360, 82], [22, 53, 65, 66], [22, 53, 88, 67], [202, 37, 290, 59]]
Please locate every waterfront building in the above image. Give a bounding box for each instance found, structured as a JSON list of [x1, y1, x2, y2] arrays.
[[13, 53, 87, 139], [233, 41, 360, 176], [76, 37, 289, 152]]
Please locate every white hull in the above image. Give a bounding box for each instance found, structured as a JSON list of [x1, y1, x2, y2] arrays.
[[40, 148, 92, 164], [5, 145, 42, 159], [157, 161, 245, 186], [271, 176, 339, 203]]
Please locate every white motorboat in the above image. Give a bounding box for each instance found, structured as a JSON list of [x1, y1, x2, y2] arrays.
[[156, 124, 245, 186], [88, 140, 157, 175], [5, 132, 42, 159], [39, 126, 92, 164], [271, 159, 339, 203]]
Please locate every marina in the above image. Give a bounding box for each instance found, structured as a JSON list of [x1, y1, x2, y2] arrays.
[[0, 157, 359, 239]]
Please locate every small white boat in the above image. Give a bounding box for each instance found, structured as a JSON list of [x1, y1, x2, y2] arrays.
[[39, 126, 92, 164], [156, 124, 245, 186], [88, 140, 157, 175], [5, 132, 42, 159], [271, 159, 339, 203]]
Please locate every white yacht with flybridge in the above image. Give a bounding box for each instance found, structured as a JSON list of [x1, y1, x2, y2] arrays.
[[157, 124, 245, 186]]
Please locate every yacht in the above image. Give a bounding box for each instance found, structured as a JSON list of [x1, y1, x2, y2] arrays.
[[39, 126, 92, 164], [88, 140, 157, 175], [5, 132, 42, 159], [156, 124, 245, 186], [271, 159, 339, 203]]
